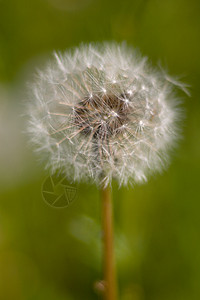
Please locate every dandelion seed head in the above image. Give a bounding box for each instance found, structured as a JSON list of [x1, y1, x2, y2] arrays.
[[27, 42, 186, 187]]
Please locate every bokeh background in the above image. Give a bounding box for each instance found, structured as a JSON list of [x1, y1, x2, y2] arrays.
[[0, 0, 200, 299]]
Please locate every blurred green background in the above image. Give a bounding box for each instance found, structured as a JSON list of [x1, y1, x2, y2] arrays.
[[0, 0, 200, 299]]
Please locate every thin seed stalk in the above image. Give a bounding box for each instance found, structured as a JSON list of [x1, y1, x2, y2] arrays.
[[101, 185, 118, 300]]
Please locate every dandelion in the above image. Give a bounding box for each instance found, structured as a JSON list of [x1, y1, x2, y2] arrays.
[[27, 43, 185, 188], [27, 42, 187, 300]]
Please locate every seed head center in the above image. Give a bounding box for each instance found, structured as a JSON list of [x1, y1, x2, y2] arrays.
[[74, 92, 130, 138]]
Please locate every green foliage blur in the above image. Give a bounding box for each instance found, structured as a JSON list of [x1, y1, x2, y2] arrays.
[[0, 0, 200, 299]]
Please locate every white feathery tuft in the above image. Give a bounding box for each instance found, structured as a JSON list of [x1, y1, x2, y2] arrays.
[[27, 42, 186, 187]]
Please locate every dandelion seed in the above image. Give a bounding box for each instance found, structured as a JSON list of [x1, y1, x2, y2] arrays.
[[27, 42, 186, 187], [127, 90, 133, 95]]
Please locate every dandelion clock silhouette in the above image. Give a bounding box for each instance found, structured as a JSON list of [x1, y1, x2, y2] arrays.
[[27, 42, 188, 300]]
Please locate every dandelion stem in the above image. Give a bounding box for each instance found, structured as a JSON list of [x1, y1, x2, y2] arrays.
[[101, 185, 118, 300]]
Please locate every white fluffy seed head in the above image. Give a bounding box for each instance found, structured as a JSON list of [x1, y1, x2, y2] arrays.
[[27, 42, 187, 188]]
